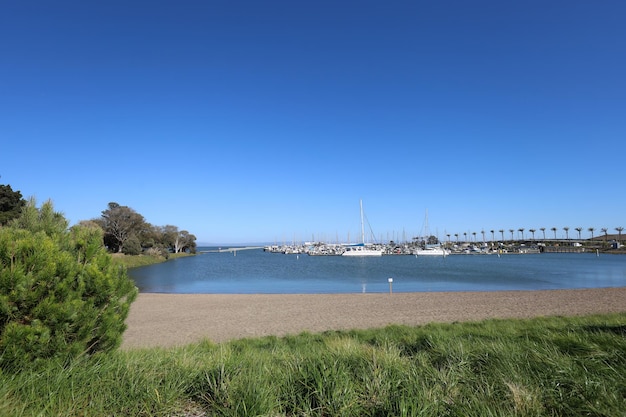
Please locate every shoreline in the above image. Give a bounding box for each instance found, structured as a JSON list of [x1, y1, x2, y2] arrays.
[[121, 287, 626, 349]]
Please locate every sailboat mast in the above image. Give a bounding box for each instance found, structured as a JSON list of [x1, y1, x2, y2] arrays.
[[423, 208, 429, 241], [360, 199, 365, 244]]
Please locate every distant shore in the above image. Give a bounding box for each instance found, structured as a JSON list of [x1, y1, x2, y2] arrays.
[[122, 287, 626, 349]]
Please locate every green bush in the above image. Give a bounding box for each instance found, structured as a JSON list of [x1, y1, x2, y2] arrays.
[[0, 200, 138, 371], [122, 235, 142, 255]]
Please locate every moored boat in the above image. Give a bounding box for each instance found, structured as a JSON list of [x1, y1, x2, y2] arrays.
[[413, 245, 450, 256], [342, 244, 382, 257], [341, 200, 383, 257]]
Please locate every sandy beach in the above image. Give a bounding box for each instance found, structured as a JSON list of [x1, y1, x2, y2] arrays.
[[121, 287, 626, 349]]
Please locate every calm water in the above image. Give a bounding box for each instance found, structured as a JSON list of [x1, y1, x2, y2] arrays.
[[129, 249, 626, 294]]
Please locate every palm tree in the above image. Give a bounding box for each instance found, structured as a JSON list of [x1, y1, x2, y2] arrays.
[[529, 228, 536, 240], [601, 228, 608, 242], [540, 227, 546, 240], [446, 233, 451, 242], [551, 227, 557, 240], [490, 230, 495, 241], [588, 227, 595, 241], [481, 230, 485, 242], [563, 227, 570, 240], [499, 229, 504, 241], [454, 233, 459, 243], [518, 228, 525, 240], [575, 227, 582, 240], [463, 232, 467, 242], [616, 227, 624, 243], [509, 229, 514, 241], [472, 231, 477, 242]]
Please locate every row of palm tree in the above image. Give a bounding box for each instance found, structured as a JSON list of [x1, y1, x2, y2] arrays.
[[445, 227, 624, 243]]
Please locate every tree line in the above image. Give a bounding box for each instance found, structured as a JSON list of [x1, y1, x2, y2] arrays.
[[445, 226, 623, 244], [91, 202, 196, 256], [1, 184, 197, 256]]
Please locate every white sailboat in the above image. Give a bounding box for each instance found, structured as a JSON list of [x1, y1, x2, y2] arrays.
[[413, 209, 450, 257], [342, 200, 383, 257]]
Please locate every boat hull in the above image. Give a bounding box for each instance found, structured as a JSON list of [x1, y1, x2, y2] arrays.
[[414, 248, 450, 256], [342, 247, 383, 257]]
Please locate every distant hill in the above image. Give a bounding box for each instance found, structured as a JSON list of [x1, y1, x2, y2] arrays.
[[589, 233, 623, 241]]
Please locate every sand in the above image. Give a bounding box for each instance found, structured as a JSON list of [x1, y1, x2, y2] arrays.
[[121, 287, 626, 349]]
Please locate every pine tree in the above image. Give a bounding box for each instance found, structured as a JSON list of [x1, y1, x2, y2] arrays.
[[0, 199, 138, 371]]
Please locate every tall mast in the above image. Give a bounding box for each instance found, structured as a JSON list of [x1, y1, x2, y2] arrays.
[[422, 208, 430, 240], [360, 199, 365, 244]]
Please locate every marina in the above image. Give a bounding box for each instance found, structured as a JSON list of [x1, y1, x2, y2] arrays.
[[263, 241, 570, 256]]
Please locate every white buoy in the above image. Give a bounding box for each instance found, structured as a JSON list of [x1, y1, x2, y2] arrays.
[[388, 277, 393, 294]]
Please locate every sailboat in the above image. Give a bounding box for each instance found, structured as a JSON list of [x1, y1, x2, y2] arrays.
[[413, 209, 450, 257], [342, 200, 383, 257]]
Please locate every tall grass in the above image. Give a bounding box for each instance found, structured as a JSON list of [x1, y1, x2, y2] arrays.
[[1, 313, 624, 416]]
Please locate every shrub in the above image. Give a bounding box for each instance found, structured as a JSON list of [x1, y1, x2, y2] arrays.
[[0, 200, 138, 371], [122, 235, 142, 255], [145, 246, 169, 259]]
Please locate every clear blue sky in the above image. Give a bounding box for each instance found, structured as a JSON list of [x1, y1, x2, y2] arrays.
[[1, 1, 624, 244]]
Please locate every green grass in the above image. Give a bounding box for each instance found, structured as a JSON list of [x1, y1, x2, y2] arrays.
[[1, 313, 625, 416], [111, 251, 194, 269]]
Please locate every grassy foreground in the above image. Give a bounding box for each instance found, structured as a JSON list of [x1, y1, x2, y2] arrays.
[[1, 313, 624, 416]]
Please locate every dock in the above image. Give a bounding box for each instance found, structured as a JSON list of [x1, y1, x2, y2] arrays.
[[199, 246, 264, 253]]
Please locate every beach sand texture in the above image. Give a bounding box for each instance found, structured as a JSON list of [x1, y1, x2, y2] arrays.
[[122, 288, 626, 349]]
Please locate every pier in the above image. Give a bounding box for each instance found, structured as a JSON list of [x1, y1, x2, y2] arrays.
[[199, 246, 264, 253]]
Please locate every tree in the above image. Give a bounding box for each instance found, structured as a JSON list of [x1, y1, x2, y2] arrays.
[[499, 229, 504, 241], [563, 227, 570, 240], [601, 228, 608, 242], [540, 227, 546, 240], [529, 229, 536, 240], [99, 202, 146, 253], [551, 227, 557, 240], [518, 228, 525, 240], [0, 184, 26, 225], [0, 199, 137, 371], [575, 227, 582, 240], [426, 235, 439, 245], [588, 227, 595, 240], [616, 227, 624, 243], [509, 229, 514, 241], [122, 235, 143, 255], [179, 230, 197, 253], [160, 225, 181, 252], [11, 197, 67, 236], [149, 225, 197, 254]]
